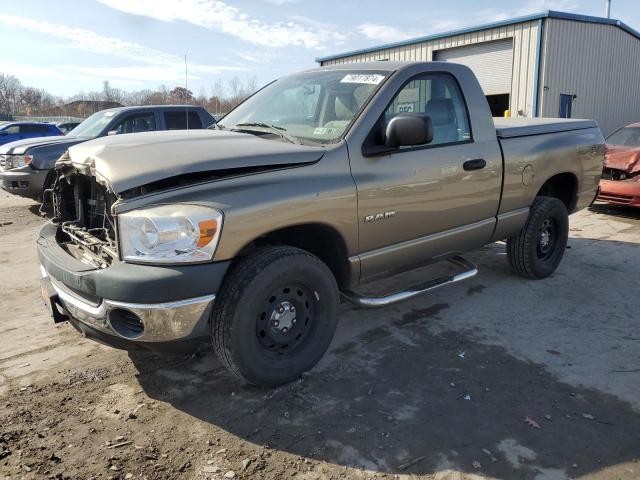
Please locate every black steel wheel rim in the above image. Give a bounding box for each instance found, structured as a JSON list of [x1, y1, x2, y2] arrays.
[[537, 218, 557, 259], [256, 284, 315, 355]]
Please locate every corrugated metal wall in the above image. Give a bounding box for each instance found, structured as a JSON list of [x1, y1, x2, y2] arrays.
[[320, 21, 540, 117], [539, 18, 640, 135]]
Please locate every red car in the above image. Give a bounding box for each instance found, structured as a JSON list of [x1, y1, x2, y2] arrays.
[[598, 122, 640, 206]]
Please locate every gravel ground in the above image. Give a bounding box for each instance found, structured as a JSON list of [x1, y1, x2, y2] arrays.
[[1, 192, 639, 480]]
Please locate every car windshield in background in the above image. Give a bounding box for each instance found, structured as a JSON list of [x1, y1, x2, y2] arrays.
[[67, 111, 116, 138], [218, 70, 389, 144], [606, 126, 640, 147]]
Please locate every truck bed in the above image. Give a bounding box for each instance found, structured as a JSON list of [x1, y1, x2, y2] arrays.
[[494, 118, 598, 139]]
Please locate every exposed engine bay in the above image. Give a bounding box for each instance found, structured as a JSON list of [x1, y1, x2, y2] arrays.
[[45, 166, 119, 268]]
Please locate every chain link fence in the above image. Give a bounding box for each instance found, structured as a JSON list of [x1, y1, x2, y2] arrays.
[[0, 115, 85, 123]]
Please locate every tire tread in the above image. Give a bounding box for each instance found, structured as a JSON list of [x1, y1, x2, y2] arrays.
[[210, 246, 337, 385], [506, 196, 568, 279]]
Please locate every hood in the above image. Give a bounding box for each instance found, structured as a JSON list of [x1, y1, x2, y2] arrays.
[[0, 135, 89, 155], [63, 129, 325, 194], [605, 144, 640, 173]]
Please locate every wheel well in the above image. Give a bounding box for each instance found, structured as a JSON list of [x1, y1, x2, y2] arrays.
[[536, 173, 578, 212], [236, 224, 351, 289]]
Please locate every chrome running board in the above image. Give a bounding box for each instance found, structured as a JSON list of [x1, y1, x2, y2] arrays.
[[341, 255, 478, 309]]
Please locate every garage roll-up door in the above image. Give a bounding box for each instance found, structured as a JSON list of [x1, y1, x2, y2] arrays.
[[434, 39, 513, 96]]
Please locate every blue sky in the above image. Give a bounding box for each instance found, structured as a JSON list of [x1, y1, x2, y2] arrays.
[[2, 0, 639, 97]]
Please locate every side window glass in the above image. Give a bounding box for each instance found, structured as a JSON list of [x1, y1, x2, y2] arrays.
[[384, 74, 472, 146], [188, 112, 202, 129], [5, 126, 20, 134], [112, 113, 156, 134], [164, 112, 203, 130], [20, 124, 48, 134]]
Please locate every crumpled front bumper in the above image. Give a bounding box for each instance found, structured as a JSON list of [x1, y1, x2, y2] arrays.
[[598, 179, 640, 206], [37, 222, 231, 355], [41, 267, 215, 354]]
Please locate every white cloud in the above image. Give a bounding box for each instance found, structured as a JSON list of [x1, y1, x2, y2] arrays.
[[265, 0, 299, 4], [0, 13, 244, 84], [357, 24, 423, 44], [1, 63, 103, 84], [355, 0, 580, 45], [96, 0, 344, 49], [1, 62, 222, 88], [480, 0, 580, 22], [0, 14, 177, 66]]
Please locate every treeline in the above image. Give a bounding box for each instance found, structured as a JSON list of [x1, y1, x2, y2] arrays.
[[0, 73, 259, 118]]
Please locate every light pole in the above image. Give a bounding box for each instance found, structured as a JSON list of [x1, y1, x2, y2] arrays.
[[605, 0, 612, 18]]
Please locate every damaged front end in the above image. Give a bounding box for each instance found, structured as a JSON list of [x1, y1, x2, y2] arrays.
[[43, 153, 119, 269], [598, 145, 640, 206]]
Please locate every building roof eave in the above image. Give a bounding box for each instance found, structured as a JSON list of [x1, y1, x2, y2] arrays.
[[316, 10, 640, 64]]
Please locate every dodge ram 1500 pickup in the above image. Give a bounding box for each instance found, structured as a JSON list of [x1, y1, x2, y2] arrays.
[[37, 62, 604, 386]]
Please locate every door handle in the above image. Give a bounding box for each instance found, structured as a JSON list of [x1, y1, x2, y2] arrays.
[[463, 159, 486, 171]]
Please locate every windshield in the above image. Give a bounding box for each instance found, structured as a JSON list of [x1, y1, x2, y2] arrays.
[[606, 126, 640, 147], [67, 111, 117, 138], [218, 70, 389, 144]]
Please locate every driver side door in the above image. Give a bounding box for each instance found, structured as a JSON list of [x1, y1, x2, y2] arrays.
[[349, 73, 502, 281]]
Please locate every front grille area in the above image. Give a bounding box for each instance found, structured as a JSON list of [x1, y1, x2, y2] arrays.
[[598, 192, 634, 204], [52, 171, 119, 267], [602, 167, 637, 181]]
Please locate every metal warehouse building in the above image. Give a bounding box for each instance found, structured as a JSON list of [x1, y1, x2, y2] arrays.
[[316, 11, 640, 135]]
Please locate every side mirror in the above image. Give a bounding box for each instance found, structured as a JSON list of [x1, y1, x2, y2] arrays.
[[107, 130, 118, 136], [385, 114, 433, 148]]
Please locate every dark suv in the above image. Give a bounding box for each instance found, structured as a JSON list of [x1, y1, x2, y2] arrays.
[[0, 105, 214, 200]]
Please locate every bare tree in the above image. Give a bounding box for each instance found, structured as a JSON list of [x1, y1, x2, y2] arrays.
[[228, 76, 241, 101], [20, 87, 43, 115], [0, 74, 23, 116], [245, 76, 258, 94], [0, 72, 261, 117]]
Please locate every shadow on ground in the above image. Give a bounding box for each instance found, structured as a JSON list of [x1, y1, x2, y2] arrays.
[[589, 202, 640, 221], [129, 233, 640, 479]]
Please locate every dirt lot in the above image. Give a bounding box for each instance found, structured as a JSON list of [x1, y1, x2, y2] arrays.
[[1, 192, 639, 480]]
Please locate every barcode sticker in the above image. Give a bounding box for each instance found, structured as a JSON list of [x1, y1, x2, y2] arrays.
[[340, 74, 385, 85]]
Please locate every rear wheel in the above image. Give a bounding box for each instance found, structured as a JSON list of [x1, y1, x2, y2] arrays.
[[507, 196, 569, 279], [211, 246, 339, 387]]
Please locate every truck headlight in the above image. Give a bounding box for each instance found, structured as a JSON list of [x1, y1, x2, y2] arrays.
[[6, 155, 32, 169], [118, 205, 223, 264]]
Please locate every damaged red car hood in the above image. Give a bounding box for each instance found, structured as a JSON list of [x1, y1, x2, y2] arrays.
[[605, 144, 640, 173]]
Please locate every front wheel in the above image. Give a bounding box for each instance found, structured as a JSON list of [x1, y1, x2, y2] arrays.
[[211, 246, 339, 387], [507, 196, 569, 279]]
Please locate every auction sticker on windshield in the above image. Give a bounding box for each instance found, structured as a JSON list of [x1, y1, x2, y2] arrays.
[[340, 74, 385, 85]]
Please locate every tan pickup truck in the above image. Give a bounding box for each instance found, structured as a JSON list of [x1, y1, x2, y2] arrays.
[[38, 62, 604, 386]]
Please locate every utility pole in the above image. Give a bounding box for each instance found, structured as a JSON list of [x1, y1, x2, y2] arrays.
[[185, 53, 189, 129], [605, 0, 611, 18]]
